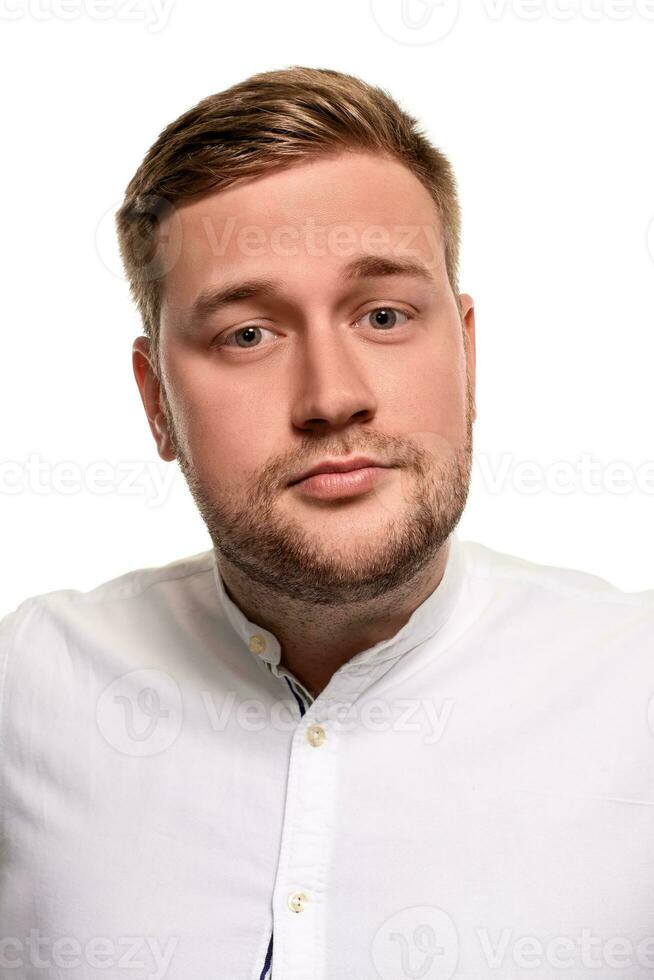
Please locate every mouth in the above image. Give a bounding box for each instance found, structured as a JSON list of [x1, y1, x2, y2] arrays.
[[288, 456, 390, 487], [288, 458, 395, 501]]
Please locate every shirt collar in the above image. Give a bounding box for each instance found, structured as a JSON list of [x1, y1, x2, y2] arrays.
[[211, 529, 465, 690]]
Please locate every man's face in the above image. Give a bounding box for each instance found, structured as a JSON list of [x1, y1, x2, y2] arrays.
[[133, 150, 477, 605]]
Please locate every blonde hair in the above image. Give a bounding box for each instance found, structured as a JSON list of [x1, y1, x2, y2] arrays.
[[115, 65, 462, 375]]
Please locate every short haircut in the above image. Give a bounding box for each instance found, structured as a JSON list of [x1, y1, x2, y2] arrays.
[[115, 65, 462, 375]]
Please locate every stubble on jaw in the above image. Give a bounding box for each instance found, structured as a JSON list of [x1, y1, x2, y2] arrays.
[[158, 378, 474, 608]]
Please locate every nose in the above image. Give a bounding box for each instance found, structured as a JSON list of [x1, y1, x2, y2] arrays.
[[289, 318, 378, 433]]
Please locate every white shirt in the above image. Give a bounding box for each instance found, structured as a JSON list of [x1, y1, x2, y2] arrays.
[[1, 531, 653, 980]]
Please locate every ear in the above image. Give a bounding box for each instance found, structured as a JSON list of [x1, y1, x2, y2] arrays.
[[132, 336, 177, 461], [458, 293, 477, 423]]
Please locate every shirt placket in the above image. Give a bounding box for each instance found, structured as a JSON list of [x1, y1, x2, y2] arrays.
[[265, 656, 400, 980]]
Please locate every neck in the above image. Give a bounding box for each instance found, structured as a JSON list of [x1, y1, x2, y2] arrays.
[[216, 541, 450, 699]]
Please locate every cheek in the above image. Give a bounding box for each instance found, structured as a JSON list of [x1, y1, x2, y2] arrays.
[[385, 345, 467, 448], [165, 363, 275, 481], [384, 351, 466, 468]]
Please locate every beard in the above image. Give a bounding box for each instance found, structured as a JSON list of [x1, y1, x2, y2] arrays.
[[160, 383, 474, 607]]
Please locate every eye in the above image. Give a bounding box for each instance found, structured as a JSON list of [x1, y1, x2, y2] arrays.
[[356, 307, 413, 331], [218, 324, 277, 350]]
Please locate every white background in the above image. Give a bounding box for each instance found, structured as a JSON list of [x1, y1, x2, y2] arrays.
[[1, 0, 653, 614]]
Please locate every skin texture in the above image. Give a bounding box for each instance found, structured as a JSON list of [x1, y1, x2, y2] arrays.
[[133, 149, 477, 698]]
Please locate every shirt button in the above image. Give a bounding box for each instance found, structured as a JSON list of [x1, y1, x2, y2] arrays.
[[307, 724, 326, 747], [248, 634, 267, 655], [287, 891, 309, 913]]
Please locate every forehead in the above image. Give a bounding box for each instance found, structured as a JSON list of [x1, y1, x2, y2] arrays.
[[158, 150, 445, 312]]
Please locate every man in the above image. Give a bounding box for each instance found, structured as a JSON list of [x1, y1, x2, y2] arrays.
[[1, 66, 652, 980]]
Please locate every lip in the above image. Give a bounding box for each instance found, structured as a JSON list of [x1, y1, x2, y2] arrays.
[[288, 456, 388, 486], [290, 465, 393, 501]]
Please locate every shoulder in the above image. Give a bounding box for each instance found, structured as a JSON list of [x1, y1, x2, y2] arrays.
[[456, 536, 654, 643], [1, 548, 215, 623], [0, 549, 217, 689]]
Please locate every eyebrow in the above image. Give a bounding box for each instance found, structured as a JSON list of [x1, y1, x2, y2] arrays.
[[183, 253, 436, 330]]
